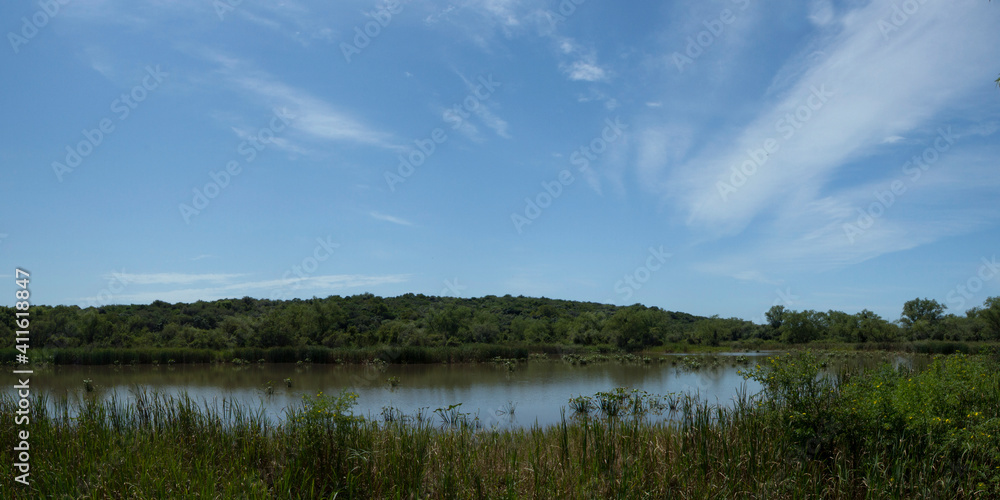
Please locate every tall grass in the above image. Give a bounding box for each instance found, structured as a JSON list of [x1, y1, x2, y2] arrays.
[[1, 353, 998, 498]]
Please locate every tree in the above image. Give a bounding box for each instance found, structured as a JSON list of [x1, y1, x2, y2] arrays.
[[826, 310, 859, 342], [979, 296, 1000, 339], [857, 309, 897, 342], [900, 298, 945, 327], [779, 310, 821, 344], [608, 306, 657, 351], [765, 305, 786, 330], [693, 316, 725, 346]]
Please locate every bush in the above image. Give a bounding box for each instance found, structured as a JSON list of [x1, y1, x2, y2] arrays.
[[741, 350, 839, 455]]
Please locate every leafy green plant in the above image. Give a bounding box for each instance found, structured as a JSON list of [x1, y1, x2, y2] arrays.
[[741, 350, 838, 453], [568, 395, 593, 416]]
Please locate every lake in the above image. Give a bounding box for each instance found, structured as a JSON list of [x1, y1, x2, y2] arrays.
[[6, 351, 926, 428]]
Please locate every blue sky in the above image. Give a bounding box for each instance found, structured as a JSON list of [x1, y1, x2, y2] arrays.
[[2, 0, 999, 323]]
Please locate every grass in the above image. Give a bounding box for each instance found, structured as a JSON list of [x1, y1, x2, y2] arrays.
[[2, 352, 999, 498]]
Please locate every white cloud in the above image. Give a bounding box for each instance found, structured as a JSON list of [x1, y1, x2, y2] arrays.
[[453, 71, 511, 139], [425, 5, 458, 24], [80, 274, 411, 304], [636, 125, 693, 193], [808, 0, 835, 26], [428, 0, 528, 49], [111, 273, 247, 285], [695, 149, 1000, 278], [370, 212, 414, 226], [83, 46, 118, 81], [564, 60, 607, 82], [473, 105, 511, 138], [230, 73, 397, 148], [672, 1, 996, 232], [476, 0, 521, 27], [555, 39, 609, 83], [201, 54, 400, 151], [645, 0, 1000, 277]]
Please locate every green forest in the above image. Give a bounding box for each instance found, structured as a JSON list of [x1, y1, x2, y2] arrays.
[[3, 294, 1000, 362]]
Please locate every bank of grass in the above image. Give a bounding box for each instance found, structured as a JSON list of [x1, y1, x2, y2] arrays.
[[2, 352, 999, 498]]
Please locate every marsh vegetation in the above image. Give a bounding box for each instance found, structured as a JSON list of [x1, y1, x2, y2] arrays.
[[2, 351, 998, 498]]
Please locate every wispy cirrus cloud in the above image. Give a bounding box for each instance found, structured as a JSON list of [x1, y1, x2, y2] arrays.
[[427, 1, 612, 88], [563, 59, 607, 82], [675, 2, 993, 229], [639, 0, 1000, 280], [109, 272, 247, 285], [422, 0, 526, 49], [553, 36, 610, 84], [80, 273, 411, 304], [213, 56, 399, 150], [370, 211, 414, 226], [443, 70, 511, 141], [64, 0, 337, 45], [474, 0, 521, 28]]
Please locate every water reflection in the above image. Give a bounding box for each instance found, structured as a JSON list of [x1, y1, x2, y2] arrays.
[[5, 352, 930, 428]]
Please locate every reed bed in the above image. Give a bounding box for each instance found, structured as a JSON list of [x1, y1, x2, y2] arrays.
[[1, 352, 998, 498]]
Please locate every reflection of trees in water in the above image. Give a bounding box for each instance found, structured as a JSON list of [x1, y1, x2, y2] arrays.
[[12, 352, 936, 428]]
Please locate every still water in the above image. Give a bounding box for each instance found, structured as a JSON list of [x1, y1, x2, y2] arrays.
[[7, 352, 925, 428]]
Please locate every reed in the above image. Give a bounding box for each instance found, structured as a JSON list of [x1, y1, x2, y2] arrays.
[[1, 353, 997, 498]]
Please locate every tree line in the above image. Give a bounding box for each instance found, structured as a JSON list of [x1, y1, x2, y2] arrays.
[[1, 294, 998, 353]]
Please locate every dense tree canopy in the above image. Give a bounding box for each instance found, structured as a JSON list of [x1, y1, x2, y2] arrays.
[[2, 294, 997, 354]]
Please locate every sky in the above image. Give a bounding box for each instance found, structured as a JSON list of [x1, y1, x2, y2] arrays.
[[1, 0, 999, 323]]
